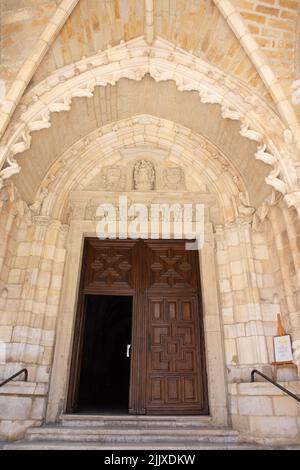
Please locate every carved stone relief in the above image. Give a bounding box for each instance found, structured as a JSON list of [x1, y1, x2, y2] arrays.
[[163, 168, 185, 190], [102, 166, 126, 191], [133, 160, 156, 190]]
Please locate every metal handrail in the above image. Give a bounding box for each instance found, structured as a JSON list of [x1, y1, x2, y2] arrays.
[[0, 368, 28, 387], [251, 369, 300, 403]]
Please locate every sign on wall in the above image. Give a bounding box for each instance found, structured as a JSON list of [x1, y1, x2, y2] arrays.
[[273, 335, 293, 363]]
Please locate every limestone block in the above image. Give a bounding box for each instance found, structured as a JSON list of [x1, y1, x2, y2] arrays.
[[0, 382, 48, 396], [37, 271, 52, 288], [262, 274, 275, 288], [245, 321, 264, 336], [254, 245, 269, 260], [226, 230, 239, 247], [0, 326, 12, 342], [249, 416, 299, 437], [219, 279, 231, 293], [221, 292, 234, 307], [8, 269, 22, 283], [230, 396, 238, 414], [231, 415, 250, 434], [12, 326, 40, 344], [35, 366, 50, 382], [224, 324, 237, 339], [51, 275, 63, 290], [8, 343, 43, 363], [5, 300, 20, 312], [236, 337, 256, 364], [273, 396, 300, 417], [231, 274, 248, 291], [230, 260, 243, 275], [41, 330, 55, 346], [205, 316, 221, 332], [216, 250, 227, 265], [238, 396, 273, 416], [235, 303, 261, 322], [222, 307, 234, 324], [31, 397, 46, 420], [0, 420, 36, 441], [261, 303, 279, 321], [17, 242, 31, 257], [238, 383, 284, 396], [0, 396, 32, 420], [42, 346, 53, 365], [228, 383, 238, 395], [274, 365, 298, 382], [44, 245, 56, 259], [252, 232, 266, 245], [225, 339, 238, 365]]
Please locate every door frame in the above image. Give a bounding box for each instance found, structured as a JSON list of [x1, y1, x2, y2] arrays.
[[66, 238, 208, 415], [46, 219, 228, 425]]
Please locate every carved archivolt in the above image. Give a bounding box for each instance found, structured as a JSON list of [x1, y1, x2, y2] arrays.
[[32, 116, 247, 222], [0, 37, 297, 206]]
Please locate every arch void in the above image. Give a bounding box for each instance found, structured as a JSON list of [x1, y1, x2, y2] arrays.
[[12, 76, 270, 207]]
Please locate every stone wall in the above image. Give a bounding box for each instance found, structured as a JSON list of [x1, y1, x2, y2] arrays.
[[0, 178, 300, 442], [0, 183, 68, 440], [229, 381, 300, 444], [233, 0, 298, 91], [265, 203, 300, 365], [216, 220, 277, 382]]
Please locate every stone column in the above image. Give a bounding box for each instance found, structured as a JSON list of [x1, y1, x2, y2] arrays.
[[215, 220, 270, 383], [200, 222, 228, 425]]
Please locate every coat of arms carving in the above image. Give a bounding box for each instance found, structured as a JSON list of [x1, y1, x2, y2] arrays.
[[102, 166, 126, 190], [163, 168, 185, 190]]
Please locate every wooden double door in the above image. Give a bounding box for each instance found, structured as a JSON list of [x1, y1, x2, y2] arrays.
[[67, 239, 208, 415]]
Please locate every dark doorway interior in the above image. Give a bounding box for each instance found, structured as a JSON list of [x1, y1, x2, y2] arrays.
[[77, 295, 133, 413]]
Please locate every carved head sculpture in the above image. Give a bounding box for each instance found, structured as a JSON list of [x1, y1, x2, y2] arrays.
[[133, 160, 155, 191]]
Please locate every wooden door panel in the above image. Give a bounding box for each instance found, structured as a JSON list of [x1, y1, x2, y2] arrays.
[[146, 297, 206, 413], [68, 239, 208, 415], [144, 241, 198, 291], [83, 239, 137, 293]]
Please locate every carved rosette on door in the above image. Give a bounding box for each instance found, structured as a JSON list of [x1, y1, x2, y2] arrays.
[[67, 239, 208, 415]]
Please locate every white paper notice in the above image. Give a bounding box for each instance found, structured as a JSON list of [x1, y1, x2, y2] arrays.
[[273, 335, 293, 362]]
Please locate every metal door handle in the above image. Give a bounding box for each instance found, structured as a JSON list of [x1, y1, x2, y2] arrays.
[[126, 344, 131, 358]]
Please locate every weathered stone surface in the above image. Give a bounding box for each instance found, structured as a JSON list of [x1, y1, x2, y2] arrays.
[[249, 416, 299, 437], [238, 396, 273, 416], [0, 396, 32, 420]]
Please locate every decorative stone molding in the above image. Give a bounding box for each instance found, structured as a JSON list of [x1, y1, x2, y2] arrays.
[[252, 191, 282, 231], [145, 0, 154, 45], [0, 0, 80, 141], [29, 187, 49, 215], [0, 38, 297, 208], [236, 192, 256, 218], [33, 115, 246, 222], [0, 158, 21, 190], [292, 80, 300, 105], [284, 191, 300, 210]]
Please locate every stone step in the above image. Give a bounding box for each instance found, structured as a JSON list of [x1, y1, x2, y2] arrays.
[[2, 441, 276, 451], [26, 426, 239, 443], [60, 414, 213, 428]]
